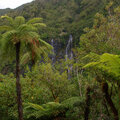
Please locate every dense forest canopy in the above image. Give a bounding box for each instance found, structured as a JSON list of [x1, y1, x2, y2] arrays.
[[0, 0, 120, 120], [0, 0, 112, 45]]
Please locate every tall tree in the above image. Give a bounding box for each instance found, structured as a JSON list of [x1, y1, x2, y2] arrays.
[[0, 16, 52, 120], [83, 53, 120, 120]]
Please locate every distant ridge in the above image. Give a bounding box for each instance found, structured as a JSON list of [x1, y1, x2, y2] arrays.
[[0, 8, 13, 16]]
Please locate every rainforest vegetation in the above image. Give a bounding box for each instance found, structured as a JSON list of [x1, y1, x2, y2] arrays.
[[0, 0, 120, 120]]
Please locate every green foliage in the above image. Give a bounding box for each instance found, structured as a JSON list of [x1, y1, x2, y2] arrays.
[[0, 0, 120, 46], [26, 18, 43, 24], [0, 15, 52, 64], [84, 53, 120, 82], [0, 1, 120, 120], [0, 63, 77, 119], [80, 5, 120, 54], [26, 63, 77, 101], [0, 0, 110, 46], [0, 8, 13, 16], [24, 102, 64, 119], [82, 52, 120, 119], [24, 96, 85, 120]]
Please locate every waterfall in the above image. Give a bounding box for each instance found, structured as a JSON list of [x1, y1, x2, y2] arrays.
[[66, 35, 73, 79], [51, 39, 55, 64], [66, 35, 73, 61]]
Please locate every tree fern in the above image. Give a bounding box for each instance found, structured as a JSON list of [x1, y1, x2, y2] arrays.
[[24, 97, 85, 119], [24, 102, 64, 119], [83, 53, 120, 82], [0, 15, 52, 120], [0, 15, 52, 64]]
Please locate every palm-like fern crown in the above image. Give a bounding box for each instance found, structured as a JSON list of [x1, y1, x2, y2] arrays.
[[0, 15, 52, 63], [83, 53, 120, 82]]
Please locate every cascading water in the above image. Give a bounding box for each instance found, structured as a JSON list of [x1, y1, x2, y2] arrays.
[[66, 35, 73, 79], [66, 35, 73, 61]]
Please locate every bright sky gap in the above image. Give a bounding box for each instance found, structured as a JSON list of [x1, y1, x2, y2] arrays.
[[0, 0, 33, 9]]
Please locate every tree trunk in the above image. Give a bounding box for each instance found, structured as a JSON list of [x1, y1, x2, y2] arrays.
[[118, 85, 120, 105], [16, 42, 23, 120], [102, 82, 118, 120], [84, 86, 91, 120]]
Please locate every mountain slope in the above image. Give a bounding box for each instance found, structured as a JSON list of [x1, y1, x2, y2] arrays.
[[0, 8, 13, 16], [1, 0, 120, 46]]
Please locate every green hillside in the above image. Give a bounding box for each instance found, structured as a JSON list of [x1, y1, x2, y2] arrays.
[[2, 0, 107, 45], [0, 1, 120, 120], [0, 8, 13, 16], [1, 0, 119, 46]]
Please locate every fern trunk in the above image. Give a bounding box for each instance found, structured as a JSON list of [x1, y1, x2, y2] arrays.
[[102, 82, 118, 120], [16, 42, 23, 120], [84, 86, 91, 120]]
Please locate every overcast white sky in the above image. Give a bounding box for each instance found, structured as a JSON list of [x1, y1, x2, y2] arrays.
[[0, 0, 33, 9]]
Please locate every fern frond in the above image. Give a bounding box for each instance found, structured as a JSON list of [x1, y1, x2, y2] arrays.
[[39, 38, 53, 50], [83, 53, 120, 81], [18, 24, 37, 34], [0, 16, 51, 65], [14, 16, 25, 27], [62, 97, 84, 108], [27, 18, 43, 24], [33, 23, 46, 27], [2, 30, 19, 44], [1, 15, 14, 26], [24, 102, 64, 119], [1, 30, 16, 60], [0, 26, 12, 32], [27, 102, 45, 111], [20, 52, 31, 65]]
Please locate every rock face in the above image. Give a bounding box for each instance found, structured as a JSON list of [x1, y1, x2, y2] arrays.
[[50, 35, 73, 63], [49, 39, 63, 63], [49, 35, 73, 79]]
